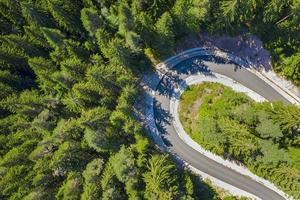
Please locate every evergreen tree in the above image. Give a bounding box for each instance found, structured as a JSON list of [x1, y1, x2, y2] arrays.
[[0, 0, 25, 31], [101, 162, 128, 200], [47, 0, 84, 35], [60, 57, 87, 81], [56, 172, 83, 200], [125, 31, 142, 52], [80, 107, 114, 152], [282, 52, 300, 85], [111, 146, 141, 199], [24, 26, 50, 48], [256, 118, 283, 140], [144, 154, 179, 199], [1, 90, 43, 119], [1, 34, 47, 58], [41, 27, 65, 49], [172, 0, 208, 37], [118, 3, 134, 36], [0, 0, 299, 199], [153, 12, 175, 57], [28, 57, 57, 94], [81, 7, 105, 37], [81, 158, 104, 200], [21, 2, 56, 28], [50, 142, 88, 176], [0, 44, 29, 76], [269, 102, 300, 143]]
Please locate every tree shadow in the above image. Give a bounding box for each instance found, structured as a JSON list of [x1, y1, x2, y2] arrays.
[[153, 59, 220, 147], [156, 59, 218, 99], [156, 73, 181, 98], [153, 99, 173, 147], [174, 59, 214, 75]]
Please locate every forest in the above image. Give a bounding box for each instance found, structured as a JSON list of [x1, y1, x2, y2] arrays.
[[0, 0, 299, 199], [179, 83, 300, 198]]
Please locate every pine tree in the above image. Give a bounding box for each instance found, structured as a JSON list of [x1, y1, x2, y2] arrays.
[[24, 26, 50, 48], [41, 27, 65, 49], [1, 34, 47, 57], [125, 31, 142, 52], [80, 107, 112, 152], [172, 0, 208, 37], [56, 172, 83, 200], [110, 146, 140, 199], [95, 28, 112, 54], [50, 142, 88, 176], [0, 44, 29, 75], [144, 154, 179, 200], [47, 0, 84, 35], [21, 2, 55, 28], [282, 52, 300, 85], [60, 57, 87, 81], [101, 162, 128, 200], [81, 158, 104, 200], [28, 57, 57, 94], [118, 3, 134, 36], [81, 7, 104, 37], [50, 70, 75, 94], [0, 0, 25, 31], [269, 102, 300, 141], [0, 90, 43, 119], [153, 11, 175, 57]]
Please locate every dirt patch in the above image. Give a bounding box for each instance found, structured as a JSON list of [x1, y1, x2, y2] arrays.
[[190, 98, 203, 114]]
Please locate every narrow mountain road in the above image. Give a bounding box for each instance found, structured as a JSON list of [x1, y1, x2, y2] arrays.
[[139, 48, 295, 200]]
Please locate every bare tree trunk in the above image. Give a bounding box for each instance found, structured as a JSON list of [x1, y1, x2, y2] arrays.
[[275, 12, 294, 25]]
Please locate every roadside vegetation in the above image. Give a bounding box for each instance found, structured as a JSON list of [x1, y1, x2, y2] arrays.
[[0, 0, 299, 199], [179, 82, 300, 198], [0, 0, 224, 199]]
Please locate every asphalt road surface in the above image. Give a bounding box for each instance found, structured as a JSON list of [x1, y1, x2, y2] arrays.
[[153, 55, 288, 200]]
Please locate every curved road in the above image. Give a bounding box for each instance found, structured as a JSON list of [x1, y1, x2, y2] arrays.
[[151, 50, 291, 200]]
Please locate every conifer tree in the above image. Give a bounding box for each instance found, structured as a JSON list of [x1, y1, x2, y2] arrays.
[[81, 7, 104, 37], [47, 0, 84, 34], [81, 158, 104, 200], [144, 154, 179, 199], [153, 11, 175, 57], [28, 57, 57, 94], [0, 0, 25, 31], [56, 172, 83, 200], [21, 2, 55, 28], [41, 27, 65, 49], [118, 3, 134, 36]]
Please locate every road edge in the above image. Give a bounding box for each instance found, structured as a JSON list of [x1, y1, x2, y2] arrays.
[[136, 47, 296, 200], [170, 73, 292, 200]]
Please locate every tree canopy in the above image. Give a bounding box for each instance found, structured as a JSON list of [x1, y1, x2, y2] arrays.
[[0, 0, 299, 199], [179, 82, 300, 198]]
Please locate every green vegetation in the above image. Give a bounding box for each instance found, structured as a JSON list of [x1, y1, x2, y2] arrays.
[[0, 0, 299, 199], [179, 82, 300, 198], [206, 0, 300, 85]]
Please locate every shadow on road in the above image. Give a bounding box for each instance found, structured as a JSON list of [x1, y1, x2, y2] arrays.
[[153, 58, 220, 147], [153, 99, 173, 146]]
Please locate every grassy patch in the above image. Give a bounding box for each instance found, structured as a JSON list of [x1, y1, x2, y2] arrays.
[[179, 82, 300, 198], [288, 147, 300, 171]]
